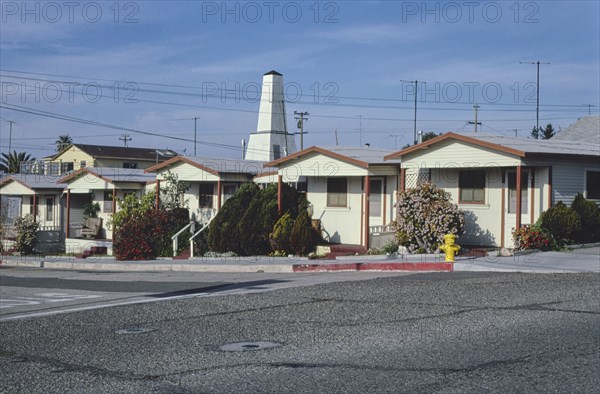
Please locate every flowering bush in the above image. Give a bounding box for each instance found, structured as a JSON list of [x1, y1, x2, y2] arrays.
[[512, 225, 554, 251], [14, 214, 38, 254], [395, 182, 464, 253], [113, 210, 170, 260]]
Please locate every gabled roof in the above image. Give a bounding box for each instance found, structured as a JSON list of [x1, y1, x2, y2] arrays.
[[554, 116, 600, 145], [0, 174, 66, 190], [265, 146, 398, 168], [264, 70, 282, 76], [58, 167, 156, 184], [52, 144, 178, 161], [146, 156, 266, 176], [384, 132, 600, 160]]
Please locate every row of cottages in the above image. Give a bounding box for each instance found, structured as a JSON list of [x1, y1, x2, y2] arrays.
[[264, 116, 599, 249]]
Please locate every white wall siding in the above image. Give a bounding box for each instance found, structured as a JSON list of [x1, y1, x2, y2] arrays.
[[279, 153, 368, 182], [403, 140, 521, 168]]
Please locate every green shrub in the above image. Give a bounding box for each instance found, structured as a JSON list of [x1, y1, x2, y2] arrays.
[[270, 212, 293, 254], [571, 193, 600, 243], [238, 185, 279, 256], [14, 214, 39, 254], [290, 210, 317, 256], [83, 201, 100, 218], [395, 182, 464, 253], [538, 201, 581, 246], [208, 183, 260, 254]]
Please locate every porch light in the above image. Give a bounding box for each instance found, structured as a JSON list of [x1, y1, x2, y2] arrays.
[[307, 203, 314, 217]]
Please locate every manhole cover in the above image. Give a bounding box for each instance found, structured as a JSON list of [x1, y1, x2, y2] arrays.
[[115, 327, 156, 335], [220, 341, 283, 352]]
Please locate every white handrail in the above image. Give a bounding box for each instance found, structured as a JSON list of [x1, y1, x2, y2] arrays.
[[171, 222, 193, 257], [189, 217, 215, 258]]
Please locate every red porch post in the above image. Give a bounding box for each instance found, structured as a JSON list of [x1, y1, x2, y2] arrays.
[[155, 180, 160, 212], [364, 175, 371, 249], [66, 189, 71, 238], [32, 193, 37, 223], [516, 165, 522, 229], [400, 167, 406, 192], [277, 175, 283, 214]]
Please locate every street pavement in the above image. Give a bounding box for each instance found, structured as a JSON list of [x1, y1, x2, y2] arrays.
[[1, 271, 598, 393], [1, 246, 598, 273]]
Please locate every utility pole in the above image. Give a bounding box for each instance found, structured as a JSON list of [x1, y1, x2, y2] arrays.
[[7, 120, 14, 154], [520, 60, 550, 132], [467, 104, 481, 132], [193, 117, 199, 156], [401, 80, 421, 145], [294, 111, 309, 150], [356, 115, 363, 146], [119, 134, 131, 147], [514, 129, 518, 138]]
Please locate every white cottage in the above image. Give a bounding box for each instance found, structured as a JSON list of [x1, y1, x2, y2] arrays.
[[146, 156, 265, 223], [265, 146, 400, 249], [384, 131, 600, 248], [58, 167, 156, 246]]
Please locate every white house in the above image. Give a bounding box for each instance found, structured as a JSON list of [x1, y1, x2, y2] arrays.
[[146, 156, 266, 224], [384, 131, 600, 248], [265, 146, 401, 249]]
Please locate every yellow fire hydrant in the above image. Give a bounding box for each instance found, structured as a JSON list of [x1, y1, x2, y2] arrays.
[[439, 234, 460, 262]]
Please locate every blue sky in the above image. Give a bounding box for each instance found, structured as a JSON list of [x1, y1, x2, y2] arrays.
[[1, 0, 599, 159]]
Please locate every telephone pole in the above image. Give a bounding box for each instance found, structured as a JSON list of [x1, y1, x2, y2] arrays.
[[401, 80, 421, 144], [467, 104, 481, 132], [7, 120, 14, 154], [193, 117, 199, 156], [119, 134, 131, 147], [356, 115, 363, 146], [294, 111, 309, 150], [520, 60, 550, 132]]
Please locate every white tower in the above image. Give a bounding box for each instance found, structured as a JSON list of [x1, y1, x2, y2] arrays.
[[245, 70, 297, 161]]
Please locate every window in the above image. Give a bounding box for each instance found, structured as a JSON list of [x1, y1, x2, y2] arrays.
[[459, 169, 486, 203], [327, 178, 347, 207], [61, 162, 74, 174], [369, 179, 382, 217], [508, 171, 528, 214], [199, 183, 214, 208], [223, 184, 237, 203], [586, 171, 600, 199], [29, 196, 34, 215], [46, 197, 54, 221], [273, 145, 281, 160], [80, 161, 87, 168], [123, 162, 138, 169], [103, 191, 114, 213]]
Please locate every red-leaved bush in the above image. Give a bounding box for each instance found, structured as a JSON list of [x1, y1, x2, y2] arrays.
[[113, 210, 172, 260]]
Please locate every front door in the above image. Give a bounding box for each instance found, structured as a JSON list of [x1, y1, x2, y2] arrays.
[[504, 170, 529, 247]]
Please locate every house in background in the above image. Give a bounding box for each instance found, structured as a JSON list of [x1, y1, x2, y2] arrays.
[[0, 174, 67, 252], [553, 115, 600, 145], [21, 144, 177, 175], [265, 146, 401, 250], [58, 167, 157, 254], [385, 131, 600, 248], [146, 156, 266, 224]]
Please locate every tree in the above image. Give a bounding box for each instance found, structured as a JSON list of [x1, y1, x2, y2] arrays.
[[55, 135, 73, 152], [160, 170, 190, 210], [540, 123, 555, 139], [421, 131, 441, 142], [530, 126, 540, 139], [0, 151, 34, 174]]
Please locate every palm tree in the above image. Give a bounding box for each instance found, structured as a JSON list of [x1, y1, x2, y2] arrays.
[[55, 134, 73, 152], [0, 151, 34, 174]]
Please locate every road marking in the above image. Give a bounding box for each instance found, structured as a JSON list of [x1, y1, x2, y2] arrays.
[[0, 292, 102, 309]]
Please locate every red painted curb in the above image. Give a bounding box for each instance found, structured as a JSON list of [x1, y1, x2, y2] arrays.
[[293, 262, 453, 272]]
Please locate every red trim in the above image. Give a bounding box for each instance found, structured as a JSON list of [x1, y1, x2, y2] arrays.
[[155, 180, 160, 212], [217, 180, 222, 209], [384, 132, 526, 160], [400, 167, 406, 192]]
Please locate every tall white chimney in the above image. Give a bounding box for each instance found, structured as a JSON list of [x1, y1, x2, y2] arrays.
[[245, 70, 297, 161]]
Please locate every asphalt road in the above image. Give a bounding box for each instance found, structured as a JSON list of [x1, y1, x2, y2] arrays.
[[1, 271, 599, 393]]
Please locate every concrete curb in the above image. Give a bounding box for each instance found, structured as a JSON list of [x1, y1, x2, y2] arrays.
[[293, 262, 453, 272]]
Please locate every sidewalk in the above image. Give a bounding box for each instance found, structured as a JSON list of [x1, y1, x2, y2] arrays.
[[1, 247, 598, 273]]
